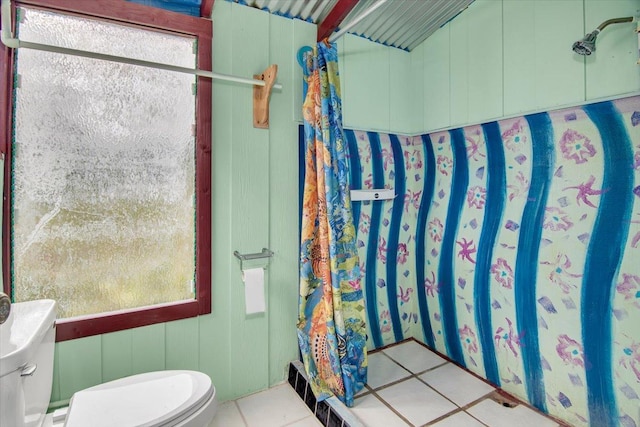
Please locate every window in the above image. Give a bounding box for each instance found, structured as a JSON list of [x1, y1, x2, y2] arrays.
[[1, 0, 212, 341]]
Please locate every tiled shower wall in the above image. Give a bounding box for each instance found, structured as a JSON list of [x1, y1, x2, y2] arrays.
[[331, 95, 640, 426]]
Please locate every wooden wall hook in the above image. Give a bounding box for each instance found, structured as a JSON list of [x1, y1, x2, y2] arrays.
[[253, 64, 278, 129]]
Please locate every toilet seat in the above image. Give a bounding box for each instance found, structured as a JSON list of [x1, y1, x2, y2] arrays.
[[64, 370, 214, 427]]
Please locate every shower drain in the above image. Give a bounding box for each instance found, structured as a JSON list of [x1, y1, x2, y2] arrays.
[[488, 390, 519, 408]]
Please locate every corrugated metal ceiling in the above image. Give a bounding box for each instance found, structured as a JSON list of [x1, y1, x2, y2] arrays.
[[227, 0, 474, 51], [231, 0, 338, 23]]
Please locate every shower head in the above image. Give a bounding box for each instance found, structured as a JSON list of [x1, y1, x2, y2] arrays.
[[572, 16, 635, 55], [572, 29, 600, 55]]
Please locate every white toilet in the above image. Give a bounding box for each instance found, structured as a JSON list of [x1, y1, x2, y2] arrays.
[[0, 300, 217, 427]]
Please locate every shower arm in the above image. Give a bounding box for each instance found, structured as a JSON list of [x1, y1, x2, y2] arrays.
[[573, 15, 637, 56], [596, 16, 634, 32]]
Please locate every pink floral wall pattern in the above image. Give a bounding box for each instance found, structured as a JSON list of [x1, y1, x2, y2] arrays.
[[306, 95, 639, 427]]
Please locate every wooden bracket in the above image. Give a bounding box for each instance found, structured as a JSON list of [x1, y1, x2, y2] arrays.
[[253, 64, 278, 129]]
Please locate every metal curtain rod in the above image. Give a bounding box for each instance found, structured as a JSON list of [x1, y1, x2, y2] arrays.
[[328, 0, 389, 43], [0, 0, 283, 90]]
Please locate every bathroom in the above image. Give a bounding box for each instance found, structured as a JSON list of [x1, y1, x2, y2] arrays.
[[1, 0, 639, 426]]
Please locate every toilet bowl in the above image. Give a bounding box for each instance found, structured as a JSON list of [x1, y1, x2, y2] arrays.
[[0, 300, 217, 427], [64, 370, 217, 427]]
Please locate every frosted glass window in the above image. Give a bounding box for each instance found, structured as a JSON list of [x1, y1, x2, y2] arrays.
[[11, 8, 197, 319]]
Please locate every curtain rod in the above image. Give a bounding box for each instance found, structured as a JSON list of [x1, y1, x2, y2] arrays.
[[328, 0, 389, 43], [0, 0, 283, 90]]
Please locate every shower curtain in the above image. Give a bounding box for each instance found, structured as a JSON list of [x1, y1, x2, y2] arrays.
[[297, 41, 368, 407]]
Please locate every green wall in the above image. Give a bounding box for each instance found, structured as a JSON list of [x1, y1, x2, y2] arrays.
[[414, 0, 640, 133], [48, 0, 640, 407], [50, 1, 314, 405], [287, 31, 420, 134], [338, 34, 419, 134], [333, 0, 640, 135]]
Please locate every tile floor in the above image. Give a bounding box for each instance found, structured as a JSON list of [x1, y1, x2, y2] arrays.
[[210, 339, 565, 427], [209, 383, 323, 427], [349, 340, 563, 426]]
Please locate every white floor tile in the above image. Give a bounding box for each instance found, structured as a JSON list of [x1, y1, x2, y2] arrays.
[[431, 411, 485, 427], [382, 341, 448, 374], [419, 363, 494, 406], [236, 383, 314, 427], [284, 415, 323, 426], [350, 394, 410, 427], [208, 401, 246, 427], [355, 385, 370, 397], [366, 352, 412, 389], [467, 399, 560, 427], [377, 378, 458, 425]]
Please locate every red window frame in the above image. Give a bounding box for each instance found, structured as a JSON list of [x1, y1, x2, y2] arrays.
[[0, 0, 212, 342]]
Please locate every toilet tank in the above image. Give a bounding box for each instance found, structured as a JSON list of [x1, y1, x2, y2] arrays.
[[0, 300, 57, 427]]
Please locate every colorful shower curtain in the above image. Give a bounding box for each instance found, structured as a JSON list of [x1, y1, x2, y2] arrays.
[[297, 41, 368, 407]]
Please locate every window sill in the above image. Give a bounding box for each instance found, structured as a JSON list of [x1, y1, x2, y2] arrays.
[[55, 299, 210, 342]]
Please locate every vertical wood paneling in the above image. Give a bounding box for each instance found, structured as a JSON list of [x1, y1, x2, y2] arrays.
[[132, 323, 166, 374], [503, 1, 537, 115], [585, 0, 640, 100], [423, 26, 451, 131], [389, 48, 414, 134], [201, 0, 234, 401], [449, 10, 469, 126], [533, 1, 584, 108], [410, 42, 425, 134], [166, 317, 200, 370], [267, 13, 301, 387], [504, 0, 584, 116], [466, 0, 503, 123], [338, 37, 347, 107], [49, 345, 61, 404], [342, 34, 391, 132], [228, 3, 271, 397], [57, 336, 102, 400], [419, 0, 639, 133], [101, 329, 132, 382]]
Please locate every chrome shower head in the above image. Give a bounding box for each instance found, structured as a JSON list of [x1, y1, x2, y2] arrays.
[[572, 16, 634, 56], [572, 29, 600, 55]]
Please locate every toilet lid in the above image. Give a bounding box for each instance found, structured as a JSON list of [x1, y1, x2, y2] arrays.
[[65, 370, 214, 427]]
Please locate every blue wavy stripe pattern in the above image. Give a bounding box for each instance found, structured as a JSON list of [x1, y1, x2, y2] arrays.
[[474, 121, 505, 386], [437, 128, 468, 365], [416, 134, 436, 347], [387, 134, 406, 342], [516, 112, 554, 412], [344, 130, 362, 232], [298, 97, 638, 425], [582, 101, 633, 426], [366, 131, 385, 348]]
